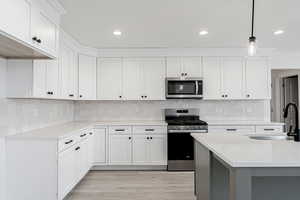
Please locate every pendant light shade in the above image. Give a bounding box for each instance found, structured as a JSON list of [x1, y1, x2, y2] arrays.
[[248, 0, 257, 56]]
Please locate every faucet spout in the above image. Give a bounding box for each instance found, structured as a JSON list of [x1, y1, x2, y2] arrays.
[[283, 103, 300, 142]]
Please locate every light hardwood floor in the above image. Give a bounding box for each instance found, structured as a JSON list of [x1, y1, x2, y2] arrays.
[[66, 171, 196, 200]]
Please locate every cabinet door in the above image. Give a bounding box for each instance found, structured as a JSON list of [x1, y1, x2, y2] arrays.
[[31, 6, 58, 55], [97, 58, 123, 100], [58, 146, 76, 200], [132, 135, 149, 164], [78, 54, 97, 100], [0, 0, 31, 43], [221, 57, 244, 99], [166, 57, 182, 77], [46, 60, 59, 98], [93, 129, 106, 164], [141, 58, 166, 100], [245, 58, 270, 99], [202, 57, 222, 99], [149, 135, 167, 164], [109, 135, 132, 164], [182, 57, 202, 77], [33, 60, 47, 97], [123, 58, 141, 100], [77, 139, 89, 181], [87, 132, 95, 167], [69, 50, 78, 99]]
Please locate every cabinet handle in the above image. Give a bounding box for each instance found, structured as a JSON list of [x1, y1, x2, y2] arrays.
[[80, 133, 87, 137], [129, 137, 132, 140], [225, 94, 228, 98], [181, 73, 184, 76], [115, 129, 125, 132], [185, 73, 188, 76], [79, 95, 83, 98], [147, 137, 149, 140], [32, 37, 37, 41], [69, 94, 74, 97], [75, 147, 80, 151], [89, 132, 93, 135], [222, 95, 225, 98], [150, 137, 153, 140], [226, 129, 237, 132], [65, 140, 73, 144], [37, 39, 42, 43], [246, 94, 250, 98], [145, 96, 148, 98], [264, 128, 275, 131], [119, 96, 122, 98], [145, 129, 155, 132]]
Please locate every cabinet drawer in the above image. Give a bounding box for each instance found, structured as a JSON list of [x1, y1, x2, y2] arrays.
[[209, 126, 255, 134], [58, 135, 77, 152], [133, 126, 167, 134], [109, 126, 131, 135], [255, 126, 283, 134]]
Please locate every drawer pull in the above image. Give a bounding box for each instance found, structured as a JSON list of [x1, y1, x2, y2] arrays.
[[115, 129, 125, 132], [264, 128, 275, 131], [226, 129, 237, 132], [145, 129, 155, 132], [75, 147, 80, 151], [65, 140, 73, 145], [80, 133, 87, 137], [89, 132, 93, 135]]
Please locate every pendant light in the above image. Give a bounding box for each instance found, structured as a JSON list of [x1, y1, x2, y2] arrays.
[[248, 0, 257, 56]]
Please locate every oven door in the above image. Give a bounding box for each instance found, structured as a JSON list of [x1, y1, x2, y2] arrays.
[[168, 132, 194, 171], [166, 79, 203, 99]]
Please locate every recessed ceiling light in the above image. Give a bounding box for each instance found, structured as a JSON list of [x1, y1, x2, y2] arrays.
[[274, 30, 285, 35], [113, 30, 122, 36], [199, 30, 208, 36]]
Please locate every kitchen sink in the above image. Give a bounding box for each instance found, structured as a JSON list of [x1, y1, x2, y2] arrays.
[[249, 135, 292, 141]]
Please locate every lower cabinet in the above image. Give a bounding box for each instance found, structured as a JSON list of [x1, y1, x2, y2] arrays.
[[93, 128, 107, 164], [109, 135, 132, 164], [132, 135, 167, 165], [208, 125, 284, 134]]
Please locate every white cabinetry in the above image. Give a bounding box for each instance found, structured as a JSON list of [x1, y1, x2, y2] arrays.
[[97, 58, 123, 100], [93, 128, 107, 164], [109, 135, 132, 164], [123, 58, 141, 100], [78, 54, 97, 100], [59, 42, 78, 99], [167, 57, 202, 78], [245, 58, 270, 99], [149, 135, 167, 164], [203, 57, 270, 100], [7, 59, 59, 98], [0, 0, 61, 58], [0, 0, 31, 43], [208, 124, 284, 134]]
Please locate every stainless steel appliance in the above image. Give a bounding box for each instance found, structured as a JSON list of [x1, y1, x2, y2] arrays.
[[166, 78, 203, 99], [165, 108, 208, 171]]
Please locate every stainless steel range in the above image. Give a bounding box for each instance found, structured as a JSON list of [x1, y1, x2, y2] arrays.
[[165, 108, 208, 171]]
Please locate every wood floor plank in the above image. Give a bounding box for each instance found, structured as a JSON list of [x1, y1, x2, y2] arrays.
[[66, 171, 196, 200]]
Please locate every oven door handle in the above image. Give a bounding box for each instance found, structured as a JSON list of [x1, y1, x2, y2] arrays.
[[168, 130, 207, 133], [195, 80, 199, 95]]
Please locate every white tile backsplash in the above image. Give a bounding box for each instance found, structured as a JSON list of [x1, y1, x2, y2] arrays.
[[0, 58, 74, 136], [74, 100, 269, 122]]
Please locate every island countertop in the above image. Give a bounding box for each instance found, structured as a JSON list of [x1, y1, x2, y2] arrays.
[[191, 133, 300, 168]]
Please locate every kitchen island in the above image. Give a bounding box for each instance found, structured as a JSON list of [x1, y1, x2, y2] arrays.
[[192, 133, 300, 200]]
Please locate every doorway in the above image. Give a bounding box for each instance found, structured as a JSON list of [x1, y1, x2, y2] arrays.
[[271, 70, 300, 131]]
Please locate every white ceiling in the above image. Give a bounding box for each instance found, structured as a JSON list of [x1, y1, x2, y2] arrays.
[[58, 0, 300, 50]]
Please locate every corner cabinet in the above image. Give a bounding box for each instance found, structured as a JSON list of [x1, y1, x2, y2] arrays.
[[78, 54, 97, 100], [202, 57, 270, 100], [6, 59, 59, 99]]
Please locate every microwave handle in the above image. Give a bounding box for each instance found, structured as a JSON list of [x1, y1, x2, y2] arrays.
[[196, 81, 199, 95]]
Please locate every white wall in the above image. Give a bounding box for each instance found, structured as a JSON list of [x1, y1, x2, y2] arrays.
[[74, 100, 270, 122], [0, 58, 74, 136]]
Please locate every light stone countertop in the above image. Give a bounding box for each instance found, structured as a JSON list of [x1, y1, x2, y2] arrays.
[[6, 120, 167, 140], [192, 133, 300, 168], [207, 121, 284, 126]]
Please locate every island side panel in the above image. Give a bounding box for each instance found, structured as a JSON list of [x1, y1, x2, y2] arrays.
[[229, 168, 252, 200], [211, 156, 229, 200], [194, 141, 211, 200]]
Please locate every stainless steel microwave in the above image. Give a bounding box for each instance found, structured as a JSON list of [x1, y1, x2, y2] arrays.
[[166, 78, 203, 99]]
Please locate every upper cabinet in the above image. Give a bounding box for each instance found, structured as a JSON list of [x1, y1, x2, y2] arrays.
[[0, 0, 62, 59], [202, 57, 270, 100], [166, 57, 202, 78], [78, 54, 97, 100], [31, 4, 59, 57], [97, 57, 166, 101], [245, 58, 271, 99], [97, 58, 123, 100], [59, 42, 78, 100]]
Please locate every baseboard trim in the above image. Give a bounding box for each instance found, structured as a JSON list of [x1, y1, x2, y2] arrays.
[[91, 165, 167, 171]]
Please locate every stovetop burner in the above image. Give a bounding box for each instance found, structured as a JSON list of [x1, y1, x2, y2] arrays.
[[166, 119, 208, 126]]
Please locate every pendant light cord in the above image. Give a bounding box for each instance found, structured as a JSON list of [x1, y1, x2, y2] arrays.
[[251, 0, 255, 37]]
